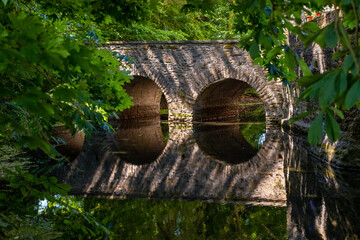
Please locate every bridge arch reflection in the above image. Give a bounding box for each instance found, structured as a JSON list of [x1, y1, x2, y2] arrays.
[[55, 120, 285, 205]]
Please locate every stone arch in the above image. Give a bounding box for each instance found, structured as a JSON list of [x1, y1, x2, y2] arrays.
[[193, 66, 279, 122], [194, 78, 267, 121], [112, 41, 283, 122], [118, 75, 170, 119]]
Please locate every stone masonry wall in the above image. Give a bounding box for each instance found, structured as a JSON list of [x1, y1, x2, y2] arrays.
[[107, 41, 284, 123]]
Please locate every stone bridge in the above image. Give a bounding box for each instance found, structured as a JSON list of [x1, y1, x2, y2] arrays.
[[107, 41, 284, 123]]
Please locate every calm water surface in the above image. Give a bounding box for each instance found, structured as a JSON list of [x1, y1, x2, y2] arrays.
[[54, 117, 360, 239]]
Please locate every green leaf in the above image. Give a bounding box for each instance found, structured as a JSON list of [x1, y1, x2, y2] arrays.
[[20, 187, 28, 197], [298, 74, 323, 87], [335, 69, 348, 95], [2, 0, 8, 5], [266, 46, 282, 60], [341, 0, 352, 5], [249, 40, 260, 59], [64, 219, 72, 225], [332, 50, 347, 60], [325, 23, 337, 48], [57, 183, 72, 192], [325, 110, 340, 141], [343, 54, 354, 71], [2, 168, 14, 176], [289, 110, 317, 124], [345, 81, 360, 109], [318, 72, 336, 107], [285, 50, 296, 72], [304, 27, 327, 48], [297, 58, 313, 77], [0, 220, 8, 228], [329, 107, 344, 119], [20, 136, 53, 156], [49, 176, 58, 183], [298, 86, 313, 100], [259, 32, 272, 50], [302, 21, 320, 32], [307, 112, 323, 145]]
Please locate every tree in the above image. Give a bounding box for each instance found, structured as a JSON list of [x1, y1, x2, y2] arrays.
[[0, 0, 137, 156], [102, 0, 238, 41], [186, 0, 360, 144], [0, 0, 154, 238]]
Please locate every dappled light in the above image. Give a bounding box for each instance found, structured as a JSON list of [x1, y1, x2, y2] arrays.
[[54, 123, 286, 205]]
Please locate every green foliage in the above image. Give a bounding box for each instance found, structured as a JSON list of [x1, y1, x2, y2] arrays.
[[0, 0, 133, 156], [239, 123, 266, 149], [213, 0, 360, 144], [39, 196, 112, 239], [115, 22, 189, 41], [161, 122, 169, 142], [238, 105, 266, 122], [102, 0, 238, 41], [0, 0, 144, 238], [0, 166, 110, 239]]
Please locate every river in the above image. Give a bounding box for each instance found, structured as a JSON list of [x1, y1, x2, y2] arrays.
[[50, 116, 360, 239]]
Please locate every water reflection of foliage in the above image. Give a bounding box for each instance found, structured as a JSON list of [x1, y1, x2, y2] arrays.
[[79, 198, 287, 240], [161, 123, 169, 143], [238, 105, 266, 122], [239, 123, 266, 149]]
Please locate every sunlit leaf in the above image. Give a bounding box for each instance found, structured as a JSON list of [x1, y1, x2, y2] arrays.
[[266, 46, 282, 60], [289, 110, 317, 124], [329, 107, 344, 119], [297, 58, 313, 77]]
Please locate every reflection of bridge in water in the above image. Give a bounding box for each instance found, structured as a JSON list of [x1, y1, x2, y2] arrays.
[[54, 117, 360, 238], [55, 117, 286, 206]]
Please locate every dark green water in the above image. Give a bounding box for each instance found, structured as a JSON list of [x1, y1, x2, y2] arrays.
[[52, 197, 286, 239]]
